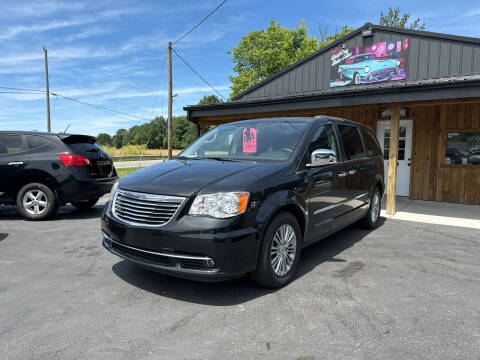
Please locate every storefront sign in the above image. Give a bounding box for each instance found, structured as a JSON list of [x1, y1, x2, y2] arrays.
[[330, 39, 408, 88]]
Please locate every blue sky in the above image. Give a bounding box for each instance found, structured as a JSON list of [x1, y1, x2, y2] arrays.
[[1, 0, 480, 136]]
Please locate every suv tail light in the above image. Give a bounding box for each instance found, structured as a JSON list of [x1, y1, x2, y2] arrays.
[[59, 154, 92, 167]]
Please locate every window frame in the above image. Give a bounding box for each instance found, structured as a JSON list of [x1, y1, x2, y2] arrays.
[[441, 128, 480, 169], [334, 124, 367, 163], [0, 133, 28, 156]]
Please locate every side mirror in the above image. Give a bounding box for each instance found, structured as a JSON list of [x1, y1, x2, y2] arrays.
[[307, 149, 337, 167]]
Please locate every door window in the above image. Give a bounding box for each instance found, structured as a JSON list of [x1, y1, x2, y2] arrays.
[[301, 124, 338, 168], [0, 135, 24, 155], [362, 128, 382, 157], [337, 125, 365, 160]]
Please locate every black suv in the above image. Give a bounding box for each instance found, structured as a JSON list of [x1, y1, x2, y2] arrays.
[[0, 131, 117, 220], [102, 117, 384, 288]]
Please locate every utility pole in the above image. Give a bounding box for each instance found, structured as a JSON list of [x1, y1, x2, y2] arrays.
[[167, 41, 173, 160], [43, 46, 51, 132]]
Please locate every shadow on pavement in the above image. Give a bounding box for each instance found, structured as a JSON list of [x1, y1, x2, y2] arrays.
[[0, 204, 105, 221], [0, 233, 8, 242], [112, 218, 385, 306]]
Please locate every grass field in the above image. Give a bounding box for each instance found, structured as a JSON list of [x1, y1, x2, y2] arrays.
[[102, 145, 181, 157], [116, 167, 145, 177]]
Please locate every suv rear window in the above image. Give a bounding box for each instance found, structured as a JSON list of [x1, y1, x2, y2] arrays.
[[361, 128, 382, 157], [337, 125, 365, 160], [0, 134, 24, 154]]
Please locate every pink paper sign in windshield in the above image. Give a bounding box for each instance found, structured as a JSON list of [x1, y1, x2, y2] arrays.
[[243, 128, 257, 153]]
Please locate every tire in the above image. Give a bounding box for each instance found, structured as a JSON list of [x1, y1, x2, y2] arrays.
[[71, 197, 99, 210], [353, 72, 361, 85], [250, 211, 302, 288], [362, 187, 382, 229], [16, 183, 58, 220]]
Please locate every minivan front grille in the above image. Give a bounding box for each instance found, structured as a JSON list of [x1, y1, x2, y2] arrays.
[[112, 189, 185, 227]]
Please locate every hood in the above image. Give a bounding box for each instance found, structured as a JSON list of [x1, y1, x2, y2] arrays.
[[118, 159, 281, 197]]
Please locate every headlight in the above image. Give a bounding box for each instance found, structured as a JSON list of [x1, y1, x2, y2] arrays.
[[189, 192, 249, 218], [109, 181, 118, 200], [364, 66, 370, 73]]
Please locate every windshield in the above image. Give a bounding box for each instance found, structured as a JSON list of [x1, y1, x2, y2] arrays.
[[179, 119, 309, 162]]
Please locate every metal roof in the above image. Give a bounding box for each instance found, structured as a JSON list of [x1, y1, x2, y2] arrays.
[[184, 23, 480, 121]]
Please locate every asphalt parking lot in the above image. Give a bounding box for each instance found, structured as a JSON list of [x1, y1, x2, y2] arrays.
[[1, 197, 479, 360]]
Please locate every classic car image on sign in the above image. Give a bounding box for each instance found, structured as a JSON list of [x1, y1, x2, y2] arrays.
[[330, 39, 408, 87]]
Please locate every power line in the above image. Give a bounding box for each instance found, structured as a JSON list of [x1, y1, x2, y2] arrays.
[[0, 84, 149, 121], [0, 91, 45, 94], [0, 86, 45, 93], [54, 94, 150, 121], [173, 0, 229, 45], [172, 48, 227, 101]]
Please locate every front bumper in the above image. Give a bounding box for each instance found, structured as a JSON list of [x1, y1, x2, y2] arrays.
[[101, 201, 261, 281]]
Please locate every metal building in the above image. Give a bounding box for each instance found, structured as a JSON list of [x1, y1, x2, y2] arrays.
[[184, 23, 480, 213]]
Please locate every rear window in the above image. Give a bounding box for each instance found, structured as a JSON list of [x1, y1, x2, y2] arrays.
[[0, 134, 24, 154], [337, 125, 365, 161], [61, 135, 96, 144], [362, 129, 382, 157]]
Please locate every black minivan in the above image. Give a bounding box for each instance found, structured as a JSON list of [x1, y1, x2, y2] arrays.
[[102, 117, 384, 288], [0, 131, 117, 220]]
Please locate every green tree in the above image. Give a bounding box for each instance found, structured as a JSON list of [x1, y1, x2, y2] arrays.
[[96, 133, 112, 147], [198, 94, 223, 105], [379, 7, 426, 30], [172, 116, 197, 148], [228, 20, 353, 97], [112, 128, 128, 148]]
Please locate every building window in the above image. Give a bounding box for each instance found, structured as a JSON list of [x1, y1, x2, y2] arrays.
[[445, 132, 480, 165]]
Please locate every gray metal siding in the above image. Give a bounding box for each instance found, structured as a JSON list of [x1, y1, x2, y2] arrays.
[[235, 29, 480, 101]]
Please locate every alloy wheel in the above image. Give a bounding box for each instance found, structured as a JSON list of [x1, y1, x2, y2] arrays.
[[370, 192, 380, 223], [270, 224, 297, 277], [23, 190, 48, 215]]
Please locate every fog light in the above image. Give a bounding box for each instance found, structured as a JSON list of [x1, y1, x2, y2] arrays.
[[206, 258, 215, 267]]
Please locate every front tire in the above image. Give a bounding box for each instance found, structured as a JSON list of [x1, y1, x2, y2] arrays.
[[71, 197, 99, 210], [362, 187, 381, 229], [16, 183, 58, 220], [250, 212, 302, 288]]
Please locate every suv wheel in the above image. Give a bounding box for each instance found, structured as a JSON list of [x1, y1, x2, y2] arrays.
[[362, 187, 381, 229], [71, 197, 99, 210], [250, 212, 302, 288], [16, 183, 58, 220]]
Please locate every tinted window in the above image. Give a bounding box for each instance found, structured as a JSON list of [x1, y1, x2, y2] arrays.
[[0, 134, 24, 155], [338, 125, 365, 160], [300, 124, 338, 168], [362, 129, 381, 157], [27, 135, 49, 149]]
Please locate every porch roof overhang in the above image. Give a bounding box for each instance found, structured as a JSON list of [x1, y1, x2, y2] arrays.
[[185, 75, 480, 122]]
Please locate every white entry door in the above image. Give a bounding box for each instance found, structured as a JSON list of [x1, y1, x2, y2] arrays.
[[377, 120, 413, 197]]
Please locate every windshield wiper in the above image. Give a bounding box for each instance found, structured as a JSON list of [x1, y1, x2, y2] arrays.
[[203, 157, 243, 162]]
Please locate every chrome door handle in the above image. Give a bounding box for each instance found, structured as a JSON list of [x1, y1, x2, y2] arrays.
[[8, 161, 24, 166], [348, 170, 357, 175], [338, 172, 348, 177]]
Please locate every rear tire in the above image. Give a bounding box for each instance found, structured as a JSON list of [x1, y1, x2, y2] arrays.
[[71, 197, 99, 210], [250, 212, 302, 288], [362, 187, 381, 229], [16, 183, 58, 220]]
